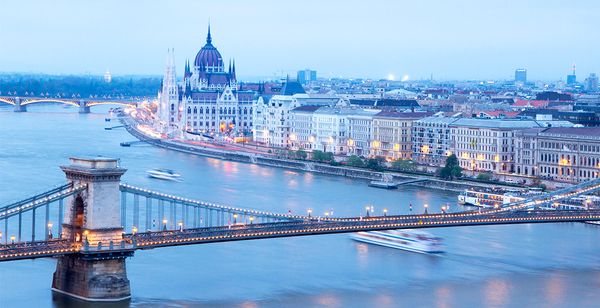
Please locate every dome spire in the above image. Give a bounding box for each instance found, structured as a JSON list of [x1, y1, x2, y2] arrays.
[[206, 22, 212, 44]]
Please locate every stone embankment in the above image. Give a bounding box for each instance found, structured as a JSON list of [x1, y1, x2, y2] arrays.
[[120, 117, 510, 193]]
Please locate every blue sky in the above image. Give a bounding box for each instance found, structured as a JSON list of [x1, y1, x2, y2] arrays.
[[1, 0, 598, 80]]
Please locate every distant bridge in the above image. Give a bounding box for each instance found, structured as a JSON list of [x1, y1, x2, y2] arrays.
[[1, 157, 600, 301], [0, 96, 139, 113]]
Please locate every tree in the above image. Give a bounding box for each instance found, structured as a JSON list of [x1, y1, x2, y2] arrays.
[[476, 172, 493, 181], [392, 159, 415, 172], [312, 150, 334, 163], [312, 150, 324, 161], [366, 157, 384, 171], [346, 155, 365, 168], [296, 149, 307, 160], [439, 154, 462, 180]]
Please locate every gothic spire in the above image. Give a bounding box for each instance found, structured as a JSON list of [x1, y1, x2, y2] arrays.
[[206, 23, 212, 44]]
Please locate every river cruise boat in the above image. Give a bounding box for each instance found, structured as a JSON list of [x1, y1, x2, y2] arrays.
[[369, 173, 398, 189], [458, 189, 537, 207], [147, 168, 181, 181], [351, 230, 444, 254]]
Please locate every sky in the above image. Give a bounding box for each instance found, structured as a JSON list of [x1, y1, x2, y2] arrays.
[[1, 0, 599, 81]]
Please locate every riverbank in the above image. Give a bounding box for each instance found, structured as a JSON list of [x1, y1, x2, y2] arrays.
[[120, 116, 515, 193]]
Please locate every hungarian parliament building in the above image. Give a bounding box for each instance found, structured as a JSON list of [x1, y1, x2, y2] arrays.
[[157, 26, 255, 136]]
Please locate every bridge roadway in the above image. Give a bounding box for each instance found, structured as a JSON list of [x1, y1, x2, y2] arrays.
[[2, 209, 600, 262]]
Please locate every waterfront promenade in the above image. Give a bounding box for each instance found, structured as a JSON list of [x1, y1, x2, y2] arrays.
[[120, 115, 515, 193]]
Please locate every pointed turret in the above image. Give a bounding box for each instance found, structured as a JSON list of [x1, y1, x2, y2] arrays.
[[206, 23, 212, 45], [231, 59, 237, 81]]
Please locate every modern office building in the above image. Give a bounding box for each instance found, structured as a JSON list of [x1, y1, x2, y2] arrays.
[[297, 69, 317, 84], [515, 68, 527, 84]]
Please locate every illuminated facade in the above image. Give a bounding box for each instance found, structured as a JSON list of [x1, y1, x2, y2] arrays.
[[158, 26, 255, 136], [371, 112, 431, 160], [450, 118, 573, 174], [515, 127, 600, 183], [412, 116, 460, 166]]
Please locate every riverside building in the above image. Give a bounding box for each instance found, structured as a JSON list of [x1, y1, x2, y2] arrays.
[[157, 26, 255, 137]]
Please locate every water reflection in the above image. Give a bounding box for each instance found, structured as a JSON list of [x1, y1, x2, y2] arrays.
[[484, 278, 509, 307]]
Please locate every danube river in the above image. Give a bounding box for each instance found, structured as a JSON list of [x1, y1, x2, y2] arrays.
[[1, 105, 600, 307]]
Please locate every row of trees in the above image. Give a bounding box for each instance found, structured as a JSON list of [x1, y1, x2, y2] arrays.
[[286, 150, 465, 181]]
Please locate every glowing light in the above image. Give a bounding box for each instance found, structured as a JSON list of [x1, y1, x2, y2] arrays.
[[387, 73, 395, 81], [401, 74, 410, 82]]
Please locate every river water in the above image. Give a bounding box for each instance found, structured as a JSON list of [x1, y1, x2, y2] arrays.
[[1, 105, 600, 307]]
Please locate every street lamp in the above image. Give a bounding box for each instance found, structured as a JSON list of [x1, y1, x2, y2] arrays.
[[383, 208, 388, 216], [249, 216, 254, 224], [233, 214, 238, 224], [307, 209, 312, 218], [162, 218, 168, 231], [47, 222, 53, 239], [365, 205, 370, 217], [424, 204, 428, 214], [10, 235, 15, 244], [132, 226, 138, 235], [178, 222, 183, 231], [441, 206, 446, 214]]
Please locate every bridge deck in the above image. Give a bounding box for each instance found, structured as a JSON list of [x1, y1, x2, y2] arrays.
[[3, 209, 600, 262]]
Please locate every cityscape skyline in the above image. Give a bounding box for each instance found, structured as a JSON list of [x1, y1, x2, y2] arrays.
[[1, 0, 599, 80]]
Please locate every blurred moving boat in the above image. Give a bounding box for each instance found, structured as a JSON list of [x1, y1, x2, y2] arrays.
[[147, 168, 181, 181], [351, 229, 444, 254]]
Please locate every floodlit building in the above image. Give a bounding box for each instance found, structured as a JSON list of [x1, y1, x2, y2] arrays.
[[371, 112, 432, 160]]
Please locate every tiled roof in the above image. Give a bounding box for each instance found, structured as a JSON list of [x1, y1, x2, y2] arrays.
[[541, 127, 600, 137], [374, 111, 433, 119]]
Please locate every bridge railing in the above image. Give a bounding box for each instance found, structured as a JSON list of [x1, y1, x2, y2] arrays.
[[119, 184, 307, 234], [0, 183, 86, 244]]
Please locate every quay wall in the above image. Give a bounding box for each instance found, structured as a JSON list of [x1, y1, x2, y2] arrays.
[[120, 117, 508, 193]]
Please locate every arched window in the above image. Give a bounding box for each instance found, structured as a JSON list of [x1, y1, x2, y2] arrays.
[[171, 104, 175, 111], [200, 107, 203, 114], [187, 107, 191, 114], [193, 107, 197, 114]]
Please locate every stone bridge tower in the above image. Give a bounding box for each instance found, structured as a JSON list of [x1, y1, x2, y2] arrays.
[[52, 157, 132, 301]]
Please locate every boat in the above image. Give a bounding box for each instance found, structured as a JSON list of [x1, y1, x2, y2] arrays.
[[147, 168, 181, 181], [457, 188, 536, 208], [369, 173, 398, 189], [351, 229, 444, 254]]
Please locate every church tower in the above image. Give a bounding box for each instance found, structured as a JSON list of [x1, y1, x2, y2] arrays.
[[157, 48, 180, 134]]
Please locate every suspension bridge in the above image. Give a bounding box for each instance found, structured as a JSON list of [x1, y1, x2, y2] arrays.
[[2, 157, 600, 301]]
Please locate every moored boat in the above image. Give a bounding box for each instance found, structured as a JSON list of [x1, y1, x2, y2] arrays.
[[369, 173, 398, 189]]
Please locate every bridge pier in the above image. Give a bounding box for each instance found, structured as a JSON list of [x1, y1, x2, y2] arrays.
[[52, 157, 131, 302], [13, 97, 26, 112], [79, 100, 90, 113]]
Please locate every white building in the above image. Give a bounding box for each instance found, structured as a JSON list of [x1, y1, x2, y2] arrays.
[[347, 109, 380, 156], [412, 116, 461, 166], [290, 105, 322, 150], [253, 84, 341, 148], [311, 107, 356, 154], [371, 111, 432, 160], [450, 118, 573, 174]]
